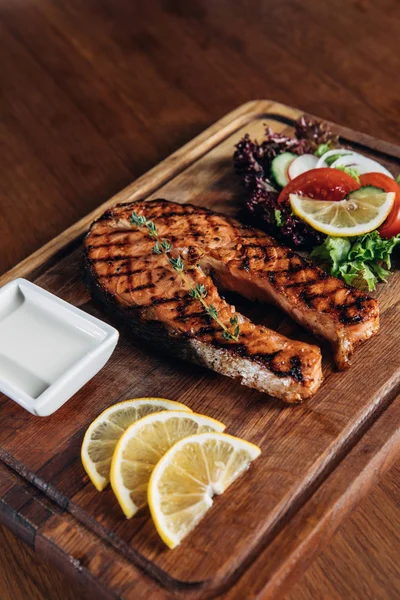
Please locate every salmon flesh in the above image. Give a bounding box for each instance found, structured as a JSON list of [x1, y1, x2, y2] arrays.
[[84, 200, 379, 402]]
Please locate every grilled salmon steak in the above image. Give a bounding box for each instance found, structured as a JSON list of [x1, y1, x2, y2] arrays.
[[85, 199, 378, 401]]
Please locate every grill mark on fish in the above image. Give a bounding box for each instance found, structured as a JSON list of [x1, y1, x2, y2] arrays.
[[89, 254, 154, 266], [88, 255, 137, 264], [239, 234, 265, 239], [256, 265, 305, 281], [124, 283, 156, 293], [249, 350, 281, 364], [196, 325, 221, 336], [336, 297, 366, 311], [268, 359, 304, 383], [87, 241, 132, 251], [240, 256, 250, 271], [173, 311, 211, 323], [288, 356, 304, 383], [207, 344, 304, 382], [146, 209, 192, 221], [300, 285, 342, 307], [340, 313, 364, 325], [149, 297, 179, 307], [85, 198, 379, 400], [252, 354, 303, 382], [240, 242, 276, 250], [285, 278, 322, 290], [100, 268, 145, 279], [187, 214, 205, 242]]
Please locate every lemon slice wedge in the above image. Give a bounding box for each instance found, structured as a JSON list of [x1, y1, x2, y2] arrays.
[[148, 432, 261, 548], [81, 398, 191, 491], [290, 187, 395, 237], [110, 411, 225, 518]]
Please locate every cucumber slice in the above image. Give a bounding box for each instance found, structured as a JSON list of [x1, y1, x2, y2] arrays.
[[270, 152, 297, 188], [348, 185, 385, 198]]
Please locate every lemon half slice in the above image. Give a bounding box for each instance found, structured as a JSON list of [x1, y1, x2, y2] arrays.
[[148, 432, 261, 549], [290, 187, 395, 237], [81, 398, 191, 491], [110, 411, 225, 518]]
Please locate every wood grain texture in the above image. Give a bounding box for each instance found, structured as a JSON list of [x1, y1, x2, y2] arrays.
[[2, 460, 400, 600], [0, 462, 161, 600], [0, 102, 399, 599], [0, 0, 399, 598], [286, 461, 400, 600], [0, 524, 84, 600], [0, 390, 399, 600], [224, 392, 400, 599]]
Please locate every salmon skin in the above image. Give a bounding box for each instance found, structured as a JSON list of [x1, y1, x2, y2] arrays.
[[84, 199, 377, 401]]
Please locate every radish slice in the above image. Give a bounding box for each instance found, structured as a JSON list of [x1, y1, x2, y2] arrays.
[[316, 148, 352, 168], [288, 154, 319, 180], [331, 153, 394, 178]]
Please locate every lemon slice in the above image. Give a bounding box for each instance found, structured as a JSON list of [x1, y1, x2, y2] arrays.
[[148, 432, 261, 548], [110, 412, 225, 518], [81, 398, 191, 491], [290, 187, 395, 236]]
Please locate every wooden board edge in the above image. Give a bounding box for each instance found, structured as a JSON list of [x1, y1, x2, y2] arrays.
[[1, 389, 399, 600], [0, 462, 169, 600], [264, 100, 400, 158], [223, 393, 400, 600], [2, 98, 398, 288], [0, 99, 399, 598], [0, 99, 273, 287]]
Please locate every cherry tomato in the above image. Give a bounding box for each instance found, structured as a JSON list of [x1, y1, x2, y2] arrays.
[[278, 168, 360, 204], [359, 172, 400, 238]]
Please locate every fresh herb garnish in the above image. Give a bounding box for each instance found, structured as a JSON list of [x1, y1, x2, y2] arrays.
[[130, 211, 240, 341], [311, 231, 400, 291]]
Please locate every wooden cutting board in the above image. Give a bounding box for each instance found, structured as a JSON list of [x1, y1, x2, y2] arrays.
[[0, 100, 399, 600]]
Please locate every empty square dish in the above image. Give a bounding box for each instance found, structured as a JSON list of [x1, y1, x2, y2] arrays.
[[0, 278, 119, 416]]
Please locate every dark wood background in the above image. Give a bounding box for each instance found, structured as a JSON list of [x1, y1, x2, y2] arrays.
[[0, 0, 399, 598]]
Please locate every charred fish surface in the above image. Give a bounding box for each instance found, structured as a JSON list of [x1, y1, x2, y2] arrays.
[[84, 199, 378, 401]]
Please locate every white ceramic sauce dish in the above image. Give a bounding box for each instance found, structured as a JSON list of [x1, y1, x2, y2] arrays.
[[0, 278, 119, 416]]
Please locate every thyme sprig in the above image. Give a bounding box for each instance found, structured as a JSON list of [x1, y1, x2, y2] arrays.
[[130, 210, 240, 341]]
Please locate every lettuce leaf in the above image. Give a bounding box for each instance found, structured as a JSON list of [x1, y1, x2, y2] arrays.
[[274, 209, 285, 227], [310, 231, 400, 291], [315, 142, 333, 157], [338, 261, 377, 291], [334, 165, 360, 183], [310, 237, 351, 274], [348, 232, 400, 269]]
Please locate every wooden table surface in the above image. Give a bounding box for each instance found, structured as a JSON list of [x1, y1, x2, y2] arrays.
[[0, 0, 399, 598]]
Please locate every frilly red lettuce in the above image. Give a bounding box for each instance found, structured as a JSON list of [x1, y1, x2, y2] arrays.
[[233, 115, 337, 249]]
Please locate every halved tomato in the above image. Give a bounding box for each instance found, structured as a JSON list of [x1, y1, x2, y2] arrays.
[[278, 168, 360, 205], [359, 172, 400, 238]]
